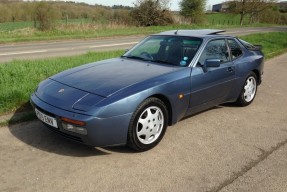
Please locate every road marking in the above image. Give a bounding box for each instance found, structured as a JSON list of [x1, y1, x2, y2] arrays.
[[89, 42, 138, 48], [0, 50, 48, 56]]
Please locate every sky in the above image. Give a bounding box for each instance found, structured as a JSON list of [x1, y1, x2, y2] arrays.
[[74, 0, 224, 11]]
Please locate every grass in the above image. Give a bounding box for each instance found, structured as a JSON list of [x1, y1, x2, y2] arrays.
[[0, 23, 274, 44], [0, 19, 95, 32], [206, 13, 244, 25], [0, 50, 124, 114], [0, 21, 34, 31], [0, 24, 203, 43], [0, 15, 276, 44], [0, 32, 286, 117]]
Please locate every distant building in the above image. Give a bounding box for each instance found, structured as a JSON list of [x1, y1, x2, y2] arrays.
[[212, 2, 229, 12]]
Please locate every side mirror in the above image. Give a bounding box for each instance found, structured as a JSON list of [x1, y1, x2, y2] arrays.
[[202, 59, 221, 72]]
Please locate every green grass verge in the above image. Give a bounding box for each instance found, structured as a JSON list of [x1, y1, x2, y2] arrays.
[[0, 22, 275, 44], [0, 50, 124, 114], [0, 32, 286, 117]]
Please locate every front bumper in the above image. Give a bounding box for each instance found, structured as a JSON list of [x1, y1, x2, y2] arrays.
[[30, 93, 132, 147]]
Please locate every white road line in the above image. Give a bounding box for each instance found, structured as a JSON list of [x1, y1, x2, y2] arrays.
[[0, 50, 48, 56], [89, 42, 138, 48]]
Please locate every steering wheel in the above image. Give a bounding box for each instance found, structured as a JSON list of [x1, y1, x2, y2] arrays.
[[140, 52, 153, 60]]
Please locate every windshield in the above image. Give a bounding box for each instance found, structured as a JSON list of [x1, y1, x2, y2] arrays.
[[122, 35, 203, 67]]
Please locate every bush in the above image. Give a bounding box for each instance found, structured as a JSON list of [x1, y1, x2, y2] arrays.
[[130, 0, 174, 26], [179, 0, 206, 24], [34, 2, 59, 31]]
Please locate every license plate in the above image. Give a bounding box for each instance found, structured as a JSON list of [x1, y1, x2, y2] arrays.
[[35, 108, 58, 128]]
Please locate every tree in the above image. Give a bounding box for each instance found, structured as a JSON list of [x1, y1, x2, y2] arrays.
[[130, 0, 173, 26], [228, 0, 278, 25], [34, 2, 59, 31], [179, 0, 206, 24]]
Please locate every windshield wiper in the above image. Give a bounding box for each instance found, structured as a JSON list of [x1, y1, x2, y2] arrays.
[[121, 56, 173, 65], [152, 59, 173, 65], [121, 55, 149, 61]]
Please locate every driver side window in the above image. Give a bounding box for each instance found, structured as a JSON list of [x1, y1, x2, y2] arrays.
[[198, 39, 229, 65]]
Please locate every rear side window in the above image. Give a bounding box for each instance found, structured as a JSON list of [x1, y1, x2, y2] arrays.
[[228, 39, 243, 60]]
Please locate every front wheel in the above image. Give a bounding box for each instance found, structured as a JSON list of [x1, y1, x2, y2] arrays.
[[236, 72, 258, 106], [127, 97, 168, 151]]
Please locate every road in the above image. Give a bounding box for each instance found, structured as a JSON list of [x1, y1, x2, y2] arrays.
[[0, 26, 286, 63], [0, 53, 287, 191]]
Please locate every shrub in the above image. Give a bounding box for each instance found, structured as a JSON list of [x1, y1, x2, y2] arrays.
[[130, 0, 174, 26]]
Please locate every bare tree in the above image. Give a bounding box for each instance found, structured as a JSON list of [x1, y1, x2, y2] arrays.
[[228, 0, 277, 25]]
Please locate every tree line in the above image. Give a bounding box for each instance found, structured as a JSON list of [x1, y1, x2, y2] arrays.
[[227, 0, 283, 25], [0, 1, 133, 27]]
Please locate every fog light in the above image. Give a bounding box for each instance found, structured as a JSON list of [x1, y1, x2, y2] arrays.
[[62, 123, 87, 135], [61, 117, 87, 135]]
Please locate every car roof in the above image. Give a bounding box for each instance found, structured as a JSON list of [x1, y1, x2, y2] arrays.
[[154, 29, 232, 38]]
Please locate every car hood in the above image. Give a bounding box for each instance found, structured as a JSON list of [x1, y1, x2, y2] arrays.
[[50, 58, 177, 97], [35, 79, 105, 112]]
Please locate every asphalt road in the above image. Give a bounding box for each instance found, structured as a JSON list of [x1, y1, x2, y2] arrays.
[[0, 53, 287, 191], [0, 26, 286, 63]]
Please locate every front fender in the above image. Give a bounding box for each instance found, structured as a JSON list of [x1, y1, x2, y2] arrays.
[[91, 68, 192, 124]]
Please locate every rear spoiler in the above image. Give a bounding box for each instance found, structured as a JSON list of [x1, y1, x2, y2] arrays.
[[248, 45, 262, 51]]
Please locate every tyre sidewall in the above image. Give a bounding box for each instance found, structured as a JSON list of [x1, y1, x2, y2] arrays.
[[237, 72, 258, 106]]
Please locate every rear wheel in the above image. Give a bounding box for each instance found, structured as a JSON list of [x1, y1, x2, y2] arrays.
[[236, 72, 257, 106], [127, 97, 168, 151]]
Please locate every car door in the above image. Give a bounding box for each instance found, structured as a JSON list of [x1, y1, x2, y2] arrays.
[[188, 38, 236, 111]]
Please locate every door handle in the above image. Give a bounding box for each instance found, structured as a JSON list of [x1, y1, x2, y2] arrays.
[[227, 67, 234, 73]]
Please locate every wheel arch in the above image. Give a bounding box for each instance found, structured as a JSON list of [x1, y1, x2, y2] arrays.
[[252, 69, 261, 85], [148, 94, 173, 126]]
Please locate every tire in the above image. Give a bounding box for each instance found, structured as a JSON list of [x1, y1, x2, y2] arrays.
[[127, 97, 168, 151], [236, 72, 258, 106]]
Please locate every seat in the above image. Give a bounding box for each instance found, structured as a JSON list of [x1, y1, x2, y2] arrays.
[[166, 40, 183, 65]]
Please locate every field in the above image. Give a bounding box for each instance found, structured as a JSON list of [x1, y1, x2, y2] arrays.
[[0, 32, 286, 117], [206, 13, 244, 25], [0, 13, 276, 44]]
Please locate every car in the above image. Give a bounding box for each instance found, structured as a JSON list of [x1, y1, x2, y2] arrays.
[[30, 29, 264, 151]]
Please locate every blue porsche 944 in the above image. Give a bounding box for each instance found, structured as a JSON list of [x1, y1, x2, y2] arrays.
[[30, 30, 264, 151]]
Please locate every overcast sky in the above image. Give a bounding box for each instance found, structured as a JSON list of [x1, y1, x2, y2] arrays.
[[74, 0, 223, 11]]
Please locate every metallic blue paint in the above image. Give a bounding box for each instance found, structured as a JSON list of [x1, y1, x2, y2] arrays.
[[30, 30, 264, 147]]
